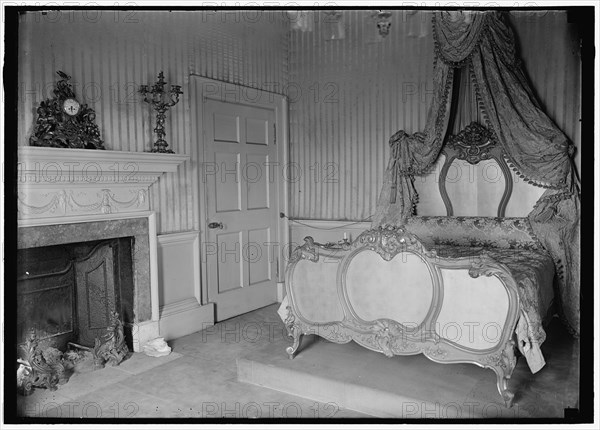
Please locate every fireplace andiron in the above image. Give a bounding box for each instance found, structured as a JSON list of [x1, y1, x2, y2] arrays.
[[93, 311, 129, 369], [139, 71, 183, 153], [17, 329, 68, 395], [17, 312, 129, 396]]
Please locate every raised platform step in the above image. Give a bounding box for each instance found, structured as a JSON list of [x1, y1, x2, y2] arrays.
[[237, 322, 579, 419]]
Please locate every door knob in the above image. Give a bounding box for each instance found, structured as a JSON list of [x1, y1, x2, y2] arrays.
[[208, 222, 224, 229]]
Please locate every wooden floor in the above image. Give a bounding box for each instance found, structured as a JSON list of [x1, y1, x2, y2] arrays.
[[15, 303, 580, 421]]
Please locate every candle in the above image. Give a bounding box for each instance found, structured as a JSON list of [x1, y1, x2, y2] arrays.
[[343, 232, 348, 240]]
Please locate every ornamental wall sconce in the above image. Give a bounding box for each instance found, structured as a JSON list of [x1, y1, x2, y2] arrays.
[[139, 72, 183, 154], [374, 10, 392, 37], [288, 10, 314, 32], [323, 11, 345, 40]]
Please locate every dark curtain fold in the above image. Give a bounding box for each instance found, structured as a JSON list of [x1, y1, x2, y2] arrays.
[[472, 14, 574, 187], [371, 47, 455, 226], [528, 189, 580, 335], [372, 10, 580, 335]]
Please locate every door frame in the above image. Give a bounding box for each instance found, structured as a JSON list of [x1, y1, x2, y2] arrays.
[[189, 75, 289, 311]]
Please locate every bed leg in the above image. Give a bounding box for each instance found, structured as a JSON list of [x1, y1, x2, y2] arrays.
[[492, 339, 517, 408], [285, 324, 303, 359], [494, 368, 515, 408]]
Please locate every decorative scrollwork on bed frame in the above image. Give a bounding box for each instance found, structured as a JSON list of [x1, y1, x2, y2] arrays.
[[281, 226, 520, 408], [439, 122, 514, 217]]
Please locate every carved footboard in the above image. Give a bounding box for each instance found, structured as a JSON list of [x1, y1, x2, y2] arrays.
[[278, 226, 520, 407]]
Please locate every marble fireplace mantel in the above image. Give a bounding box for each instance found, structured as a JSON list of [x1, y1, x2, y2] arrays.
[[17, 146, 189, 221], [17, 146, 189, 351]]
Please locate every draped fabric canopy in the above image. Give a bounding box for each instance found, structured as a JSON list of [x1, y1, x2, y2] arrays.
[[372, 11, 581, 335]]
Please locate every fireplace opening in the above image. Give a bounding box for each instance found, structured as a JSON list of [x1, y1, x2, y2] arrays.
[[17, 237, 135, 352]]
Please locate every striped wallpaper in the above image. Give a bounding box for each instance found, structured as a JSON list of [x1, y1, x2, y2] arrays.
[[18, 10, 289, 234], [288, 10, 435, 221], [18, 10, 581, 227], [288, 10, 581, 221]]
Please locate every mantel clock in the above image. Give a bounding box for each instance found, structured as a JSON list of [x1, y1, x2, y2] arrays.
[[29, 71, 105, 150]]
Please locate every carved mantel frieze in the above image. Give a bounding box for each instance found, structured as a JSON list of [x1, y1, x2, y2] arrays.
[[17, 146, 189, 222]]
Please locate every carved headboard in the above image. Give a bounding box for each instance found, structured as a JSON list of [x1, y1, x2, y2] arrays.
[[439, 122, 512, 217], [414, 121, 544, 218]]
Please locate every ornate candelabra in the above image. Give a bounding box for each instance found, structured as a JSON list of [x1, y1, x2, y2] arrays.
[[139, 72, 183, 153]]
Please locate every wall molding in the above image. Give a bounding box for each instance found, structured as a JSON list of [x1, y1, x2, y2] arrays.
[[157, 230, 214, 339], [157, 230, 202, 305], [157, 230, 201, 246]]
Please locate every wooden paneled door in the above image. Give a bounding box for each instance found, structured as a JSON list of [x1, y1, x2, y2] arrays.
[[195, 79, 287, 322]]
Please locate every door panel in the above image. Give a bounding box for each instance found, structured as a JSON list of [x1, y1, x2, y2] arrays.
[[213, 113, 241, 143], [248, 227, 271, 285], [246, 153, 270, 210], [216, 231, 243, 294], [214, 152, 242, 213], [204, 98, 278, 321], [246, 117, 269, 145]]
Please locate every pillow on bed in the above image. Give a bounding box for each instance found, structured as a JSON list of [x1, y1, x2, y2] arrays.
[[405, 216, 543, 251]]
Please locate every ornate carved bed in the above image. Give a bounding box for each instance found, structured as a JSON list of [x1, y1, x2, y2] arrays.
[[278, 122, 555, 408], [278, 11, 579, 410]]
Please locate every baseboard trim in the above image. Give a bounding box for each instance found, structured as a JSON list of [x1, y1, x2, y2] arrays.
[[159, 299, 215, 341], [160, 297, 201, 317]]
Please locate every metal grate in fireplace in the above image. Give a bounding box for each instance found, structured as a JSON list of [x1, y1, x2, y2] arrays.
[[17, 238, 134, 352]]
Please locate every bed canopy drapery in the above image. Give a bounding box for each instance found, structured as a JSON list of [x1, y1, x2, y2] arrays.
[[372, 11, 581, 335]]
